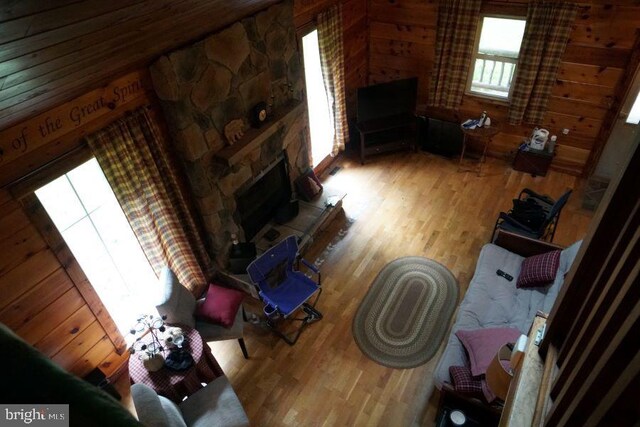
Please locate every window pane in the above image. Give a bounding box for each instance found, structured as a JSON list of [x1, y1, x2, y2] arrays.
[[627, 90, 640, 124], [469, 17, 525, 99], [35, 176, 85, 231], [478, 17, 526, 58], [36, 159, 158, 334], [66, 158, 115, 213], [302, 29, 335, 167]]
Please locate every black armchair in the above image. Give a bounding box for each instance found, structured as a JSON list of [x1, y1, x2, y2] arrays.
[[491, 188, 572, 243]]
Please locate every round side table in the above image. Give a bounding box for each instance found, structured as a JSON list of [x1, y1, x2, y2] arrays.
[[459, 121, 501, 176], [128, 325, 224, 402]]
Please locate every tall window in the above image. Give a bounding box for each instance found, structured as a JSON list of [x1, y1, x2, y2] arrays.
[[302, 28, 334, 168], [35, 158, 158, 334], [467, 16, 526, 100]]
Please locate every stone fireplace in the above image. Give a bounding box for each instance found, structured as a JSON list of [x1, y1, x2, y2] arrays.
[[149, 0, 310, 268], [235, 153, 292, 242]]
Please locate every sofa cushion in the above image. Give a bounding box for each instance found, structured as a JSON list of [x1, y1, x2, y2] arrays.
[[455, 327, 521, 376], [131, 383, 180, 427], [517, 250, 561, 288], [195, 283, 244, 328], [433, 241, 581, 388], [159, 396, 188, 427], [179, 376, 249, 427]]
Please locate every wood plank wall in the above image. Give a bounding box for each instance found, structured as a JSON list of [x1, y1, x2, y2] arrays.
[[0, 70, 159, 380], [367, 0, 640, 176], [0, 188, 129, 378], [0, 0, 280, 131], [293, 0, 368, 123]]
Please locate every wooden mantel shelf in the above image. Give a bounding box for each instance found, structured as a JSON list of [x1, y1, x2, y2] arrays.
[[216, 100, 304, 166]]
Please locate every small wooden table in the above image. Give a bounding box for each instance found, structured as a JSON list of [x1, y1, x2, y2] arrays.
[[459, 121, 500, 176], [128, 325, 224, 402]]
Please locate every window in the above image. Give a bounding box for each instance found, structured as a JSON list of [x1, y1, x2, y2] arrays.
[[626, 90, 640, 124], [467, 16, 526, 100], [35, 158, 158, 334], [301, 28, 334, 168]]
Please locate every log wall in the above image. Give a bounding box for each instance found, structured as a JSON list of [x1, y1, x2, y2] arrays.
[[0, 69, 159, 380], [367, 0, 640, 175], [0, 187, 129, 378], [0, 0, 281, 131]]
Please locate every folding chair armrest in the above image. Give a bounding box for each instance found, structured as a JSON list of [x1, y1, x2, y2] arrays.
[[300, 258, 319, 274]]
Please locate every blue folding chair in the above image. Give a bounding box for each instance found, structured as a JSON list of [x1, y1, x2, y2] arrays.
[[246, 236, 322, 345]]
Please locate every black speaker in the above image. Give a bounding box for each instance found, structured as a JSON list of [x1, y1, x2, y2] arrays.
[[419, 116, 463, 158]]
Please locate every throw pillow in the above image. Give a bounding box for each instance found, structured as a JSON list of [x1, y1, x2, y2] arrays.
[[449, 366, 483, 394], [455, 327, 521, 376], [195, 283, 244, 328], [517, 250, 561, 288]]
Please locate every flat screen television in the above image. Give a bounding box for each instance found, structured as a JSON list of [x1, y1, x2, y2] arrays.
[[356, 77, 418, 124]]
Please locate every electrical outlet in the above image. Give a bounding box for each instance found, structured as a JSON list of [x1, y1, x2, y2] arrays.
[[562, 128, 570, 135]]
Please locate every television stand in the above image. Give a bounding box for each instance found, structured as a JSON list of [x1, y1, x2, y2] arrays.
[[356, 113, 417, 164]]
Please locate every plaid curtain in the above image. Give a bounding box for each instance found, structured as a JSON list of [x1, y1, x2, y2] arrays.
[[318, 4, 349, 156], [86, 108, 211, 296], [429, 0, 482, 109], [508, 2, 578, 125]]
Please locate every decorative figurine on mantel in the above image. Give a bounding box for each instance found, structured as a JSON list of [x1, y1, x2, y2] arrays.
[[224, 119, 245, 145]]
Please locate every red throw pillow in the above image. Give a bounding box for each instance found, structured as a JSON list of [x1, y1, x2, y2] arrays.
[[195, 283, 244, 328], [449, 366, 483, 394], [517, 250, 561, 288], [455, 327, 521, 376]]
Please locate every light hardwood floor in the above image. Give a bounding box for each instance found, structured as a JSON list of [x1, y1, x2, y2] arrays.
[[116, 151, 593, 426]]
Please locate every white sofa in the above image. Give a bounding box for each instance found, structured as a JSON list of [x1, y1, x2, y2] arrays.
[[433, 231, 581, 389]]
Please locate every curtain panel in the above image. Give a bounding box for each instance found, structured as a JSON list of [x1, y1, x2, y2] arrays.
[[429, 0, 482, 109], [86, 107, 211, 296], [508, 2, 578, 125], [318, 4, 349, 156]]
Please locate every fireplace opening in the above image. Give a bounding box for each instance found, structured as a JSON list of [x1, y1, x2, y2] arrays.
[[236, 154, 292, 241]]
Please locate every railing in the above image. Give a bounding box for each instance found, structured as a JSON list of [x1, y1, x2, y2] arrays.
[[469, 54, 517, 97]]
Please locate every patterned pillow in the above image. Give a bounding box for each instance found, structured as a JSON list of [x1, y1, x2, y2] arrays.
[[449, 366, 483, 394], [517, 250, 561, 288]]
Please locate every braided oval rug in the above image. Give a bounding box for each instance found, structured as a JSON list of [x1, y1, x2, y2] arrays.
[[352, 256, 459, 369]]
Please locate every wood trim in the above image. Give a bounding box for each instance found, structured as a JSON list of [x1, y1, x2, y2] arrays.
[[499, 315, 547, 427], [584, 29, 640, 177], [19, 194, 126, 354], [481, 1, 527, 17], [8, 145, 93, 199], [314, 152, 338, 177], [532, 344, 557, 427], [493, 230, 564, 257]]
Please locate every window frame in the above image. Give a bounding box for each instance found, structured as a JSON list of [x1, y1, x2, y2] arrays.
[[9, 146, 130, 353], [465, 14, 527, 103], [298, 24, 335, 174]]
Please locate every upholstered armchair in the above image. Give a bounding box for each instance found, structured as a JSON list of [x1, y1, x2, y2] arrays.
[[131, 378, 249, 427], [154, 267, 248, 359]]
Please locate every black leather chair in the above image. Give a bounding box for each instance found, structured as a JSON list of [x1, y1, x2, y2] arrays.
[[492, 188, 572, 243]]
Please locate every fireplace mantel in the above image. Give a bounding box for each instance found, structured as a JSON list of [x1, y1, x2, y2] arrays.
[[216, 100, 304, 166]]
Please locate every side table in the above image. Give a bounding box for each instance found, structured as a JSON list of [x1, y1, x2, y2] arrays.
[[512, 147, 554, 177], [459, 121, 500, 176], [129, 325, 224, 402], [435, 386, 501, 427]]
